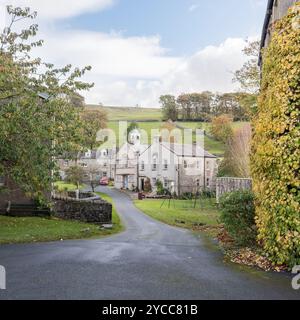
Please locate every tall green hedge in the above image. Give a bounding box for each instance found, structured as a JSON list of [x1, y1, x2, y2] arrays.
[[251, 4, 300, 267]]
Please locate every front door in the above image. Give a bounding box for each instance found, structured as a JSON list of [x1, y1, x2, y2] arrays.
[[141, 179, 145, 191], [123, 175, 129, 189]]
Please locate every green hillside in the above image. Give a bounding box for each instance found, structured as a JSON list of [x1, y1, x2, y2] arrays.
[[86, 105, 162, 121], [88, 104, 248, 157]]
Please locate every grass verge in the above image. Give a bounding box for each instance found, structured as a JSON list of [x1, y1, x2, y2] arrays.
[[134, 198, 220, 234], [0, 193, 123, 245]]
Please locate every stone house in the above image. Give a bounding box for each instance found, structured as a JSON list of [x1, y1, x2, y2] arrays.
[[114, 129, 149, 191], [138, 137, 218, 196], [260, 0, 298, 64], [58, 146, 116, 182]]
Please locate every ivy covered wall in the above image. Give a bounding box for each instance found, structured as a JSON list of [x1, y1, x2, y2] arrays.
[[252, 3, 300, 267]]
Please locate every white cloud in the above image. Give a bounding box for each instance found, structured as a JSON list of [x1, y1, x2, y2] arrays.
[[1, 0, 251, 107], [77, 37, 248, 107], [188, 4, 200, 12], [1, 0, 114, 19]]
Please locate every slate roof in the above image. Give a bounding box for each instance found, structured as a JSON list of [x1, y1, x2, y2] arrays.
[[161, 142, 217, 159]]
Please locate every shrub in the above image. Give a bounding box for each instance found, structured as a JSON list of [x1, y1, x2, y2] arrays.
[[219, 190, 257, 246], [156, 179, 165, 195], [251, 4, 300, 267]]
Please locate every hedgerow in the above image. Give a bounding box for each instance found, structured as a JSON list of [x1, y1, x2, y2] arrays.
[[251, 3, 300, 267]]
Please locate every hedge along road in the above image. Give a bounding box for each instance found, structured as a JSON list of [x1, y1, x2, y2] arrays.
[[0, 187, 299, 300]]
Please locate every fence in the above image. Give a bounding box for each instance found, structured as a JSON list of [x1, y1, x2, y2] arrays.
[[216, 177, 252, 203]]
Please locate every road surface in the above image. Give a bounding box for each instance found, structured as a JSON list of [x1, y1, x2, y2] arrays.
[[0, 187, 299, 300]]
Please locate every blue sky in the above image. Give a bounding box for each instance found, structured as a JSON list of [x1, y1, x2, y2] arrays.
[[2, 0, 267, 106], [67, 0, 266, 56]]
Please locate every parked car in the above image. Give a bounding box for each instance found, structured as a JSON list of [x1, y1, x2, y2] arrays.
[[100, 177, 109, 186]]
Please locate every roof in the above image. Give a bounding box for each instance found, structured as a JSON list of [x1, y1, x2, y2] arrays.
[[259, 0, 274, 65], [161, 142, 217, 159], [38, 92, 50, 100]]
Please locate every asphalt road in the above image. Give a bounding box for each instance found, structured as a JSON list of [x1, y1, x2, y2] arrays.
[[0, 187, 299, 300]]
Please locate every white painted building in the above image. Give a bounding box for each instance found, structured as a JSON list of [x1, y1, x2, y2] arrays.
[[114, 129, 149, 190], [138, 137, 218, 195]]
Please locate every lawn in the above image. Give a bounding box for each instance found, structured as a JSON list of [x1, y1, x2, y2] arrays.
[[54, 181, 85, 192], [134, 198, 220, 230], [0, 193, 123, 245]]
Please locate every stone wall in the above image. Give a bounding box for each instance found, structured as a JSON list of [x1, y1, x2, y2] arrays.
[[53, 198, 112, 225], [216, 177, 252, 203]]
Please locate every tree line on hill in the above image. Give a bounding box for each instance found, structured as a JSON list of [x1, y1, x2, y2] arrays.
[[159, 92, 256, 122]]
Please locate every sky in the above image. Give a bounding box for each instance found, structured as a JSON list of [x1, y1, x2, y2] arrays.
[[0, 0, 267, 107]]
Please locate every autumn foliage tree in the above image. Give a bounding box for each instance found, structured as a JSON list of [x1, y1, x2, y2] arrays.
[[211, 115, 233, 143], [251, 4, 300, 267]]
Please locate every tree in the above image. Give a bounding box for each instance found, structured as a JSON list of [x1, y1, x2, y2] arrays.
[[65, 166, 85, 199], [251, 6, 300, 267], [81, 109, 107, 151], [86, 166, 100, 193], [159, 95, 178, 121], [211, 115, 233, 143], [219, 124, 252, 177], [69, 92, 85, 108], [127, 122, 139, 143], [0, 6, 93, 205], [177, 94, 192, 120], [233, 40, 260, 94]]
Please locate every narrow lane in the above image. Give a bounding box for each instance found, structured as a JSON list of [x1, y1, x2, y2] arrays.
[[0, 187, 299, 300]]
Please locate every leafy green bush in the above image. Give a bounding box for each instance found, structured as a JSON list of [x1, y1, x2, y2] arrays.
[[156, 179, 165, 195], [251, 4, 300, 267], [220, 190, 257, 246]]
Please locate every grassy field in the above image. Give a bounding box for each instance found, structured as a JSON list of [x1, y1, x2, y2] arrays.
[[98, 105, 249, 157], [134, 199, 220, 230], [87, 105, 162, 121], [0, 193, 123, 245], [107, 121, 163, 145]]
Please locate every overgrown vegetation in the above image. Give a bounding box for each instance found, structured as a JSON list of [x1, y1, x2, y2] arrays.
[[251, 4, 300, 268]]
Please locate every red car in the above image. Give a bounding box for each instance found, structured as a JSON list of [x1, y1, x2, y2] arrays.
[[100, 177, 109, 186]]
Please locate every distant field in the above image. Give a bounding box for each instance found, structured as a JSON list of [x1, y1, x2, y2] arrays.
[[86, 105, 162, 121], [106, 121, 226, 156], [93, 105, 249, 157]]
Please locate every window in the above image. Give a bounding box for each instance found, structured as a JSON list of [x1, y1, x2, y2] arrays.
[[152, 157, 157, 171], [80, 163, 88, 168], [103, 172, 107, 177], [196, 161, 200, 169], [104, 162, 107, 167], [164, 180, 168, 188], [196, 179, 200, 187], [184, 160, 188, 169], [152, 178, 157, 185], [63, 160, 69, 167], [0, 176, 4, 186], [206, 161, 210, 169], [206, 178, 210, 186], [163, 160, 168, 170], [141, 161, 145, 171]]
